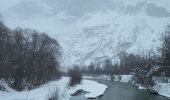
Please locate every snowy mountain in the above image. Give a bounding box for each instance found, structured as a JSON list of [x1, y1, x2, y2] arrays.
[[0, 0, 170, 67]]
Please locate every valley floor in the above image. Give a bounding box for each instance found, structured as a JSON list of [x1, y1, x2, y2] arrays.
[[0, 75, 170, 100]]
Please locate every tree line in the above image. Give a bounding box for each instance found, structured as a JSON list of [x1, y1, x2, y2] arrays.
[[80, 52, 156, 75], [0, 21, 61, 90]]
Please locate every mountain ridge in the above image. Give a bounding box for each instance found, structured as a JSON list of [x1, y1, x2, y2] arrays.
[[0, 0, 170, 67]]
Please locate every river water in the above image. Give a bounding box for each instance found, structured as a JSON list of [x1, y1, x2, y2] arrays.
[[70, 80, 169, 100]]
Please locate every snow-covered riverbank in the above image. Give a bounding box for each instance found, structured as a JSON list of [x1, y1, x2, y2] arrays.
[[114, 75, 170, 98], [0, 77, 107, 100], [84, 75, 170, 99], [154, 83, 170, 98], [1, 75, 169, 99], [71, 80, 107, 99]]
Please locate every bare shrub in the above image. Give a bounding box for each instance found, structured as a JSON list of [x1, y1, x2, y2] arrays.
[[68, 66, 82, 86], [0, 22, 61, 91]]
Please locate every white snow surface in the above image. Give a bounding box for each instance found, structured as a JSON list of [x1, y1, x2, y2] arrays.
[[0, 77, 107, 100], [153, 83, 170, 98], [71, 80, 108, 98], [83, 75, 133, 82], [119, 75, 133, 82], [0, 77, 70, 100], [83, 75, 111, 80], [135, 84, 146, 90], [0, 0, 170, 67], [84, 75, 170, 98], [113, 75, 133, 82], [0, 79, 16, 92]]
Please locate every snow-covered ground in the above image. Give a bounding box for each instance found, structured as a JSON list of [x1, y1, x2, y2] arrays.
[[0, 77, 107, 100], [112, 75, 133, 83], [0, 79, 16, 92], [136, 84, 146, 90], [71, 80, 107, 98], [83, 75, 111, 80], [1, 75, 170, 99], [154, 83, 170, 98], [83, 75, 133, 82], [0, 77, 69, 100]]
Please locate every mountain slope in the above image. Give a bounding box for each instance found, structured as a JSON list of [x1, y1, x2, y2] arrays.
[[0, 0, 170, 67]]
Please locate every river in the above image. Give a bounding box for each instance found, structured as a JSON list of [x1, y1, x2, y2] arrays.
[[70, 80, 169, 100]]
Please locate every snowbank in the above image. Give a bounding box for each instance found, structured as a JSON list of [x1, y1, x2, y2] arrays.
[[83, 75, 170, 99], [137, 84, 146, 90], [83, 75, 133, 83], [71, 80, 108, 99], [0, 77, 107, 100], [83, 75, 110, 80], [0, 77, 70, 100], [112, 75, 132, 82], [0, 79, 16, 92], [119, 75, 132, 82], [153, 83, 170, 98]]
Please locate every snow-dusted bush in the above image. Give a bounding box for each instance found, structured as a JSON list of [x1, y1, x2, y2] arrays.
[[131, 65, 157, 89]]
